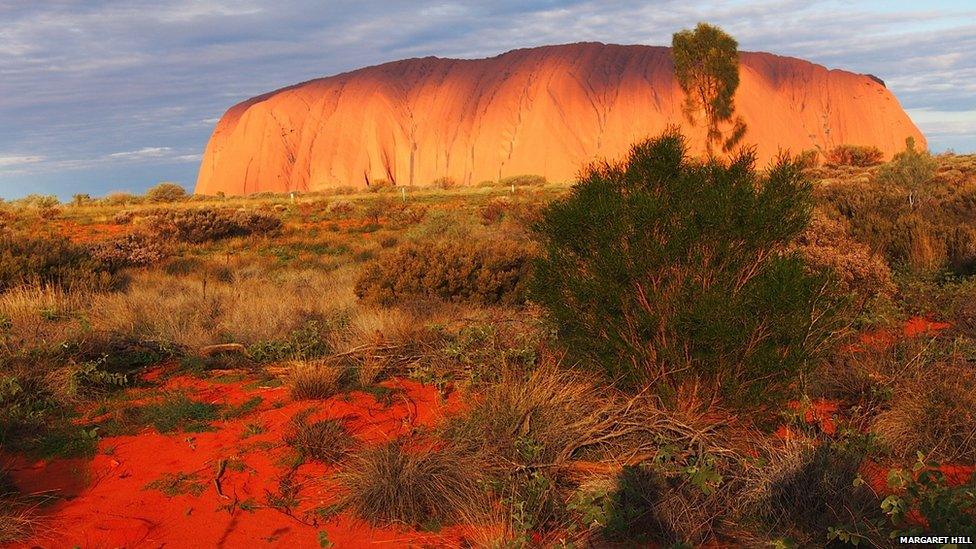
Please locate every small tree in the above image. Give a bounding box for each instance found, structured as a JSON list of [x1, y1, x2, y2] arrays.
[[145, 182, 188, 203], [672, 23, 747, 156], [877, 137, 937, 208], [531, 130, 841, 408]]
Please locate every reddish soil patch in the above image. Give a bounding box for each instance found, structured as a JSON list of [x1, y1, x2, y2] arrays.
[[7, 373, 471, 548], [854, 316, 951, 352], [55, 220, 130, 244]]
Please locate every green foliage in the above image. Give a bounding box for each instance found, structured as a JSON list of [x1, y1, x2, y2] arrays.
[[826, 145, 884, 167], [818, 161, 976, 274], [672, 23, 746, 153], [0, 232, 111, 291], [877, 137, 937, 194], [123, 394, 219, 433], [355, 239, 532, 306], [145, 182, 189, 203], [883, 455, 976, 538], [531, 130, 839, 407]]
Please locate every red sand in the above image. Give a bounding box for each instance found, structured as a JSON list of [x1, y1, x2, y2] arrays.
[[7, 373, 469, 548], [854, 316, 950, 352]]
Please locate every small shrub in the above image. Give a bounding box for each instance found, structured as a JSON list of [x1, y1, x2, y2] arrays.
[[0, 232, 110, 291], [145, 182, 188, 203], [112, 210, 135, 225], [89, 232, 166, 269], [327, 200, 354, 215], [826, 145, 884, 167], [289, 360, 345, 400], [367, 179, 396, 193], [102, 192, 141, 206], [340, 441, 486, 527], [145, 208, 281, 243], [790, 210, 894, 300], [500, 174, 547, 187], [532, 130, 842, 407], [355, 239, 532, 306], [877, 137, 937, 194], [431, 176, 457, 190]]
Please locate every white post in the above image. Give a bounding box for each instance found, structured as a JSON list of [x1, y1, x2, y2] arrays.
[[401, 187, 406, 202]]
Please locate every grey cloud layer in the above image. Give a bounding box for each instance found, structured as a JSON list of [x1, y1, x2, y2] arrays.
[[0, 0, 973, 198]]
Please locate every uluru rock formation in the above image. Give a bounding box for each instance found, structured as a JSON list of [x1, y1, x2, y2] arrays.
[[195, 42, 925, 195]]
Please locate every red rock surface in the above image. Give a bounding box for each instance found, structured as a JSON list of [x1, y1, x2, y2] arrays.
[[195, 42, 925, 195]]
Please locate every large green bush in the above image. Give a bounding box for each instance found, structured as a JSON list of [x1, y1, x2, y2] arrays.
[[531, 130, 840, 407]]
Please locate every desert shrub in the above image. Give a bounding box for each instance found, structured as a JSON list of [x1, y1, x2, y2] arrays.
[[289, 360, 346, 400], [531, 130, 841, 407], [327, 200, 354, 215], [13, 194, 59, 209], [102, 192, 141, 206], [0, 232, 110, 291], [340, 440, 486, 527], [877, 137, 937, 194], [112, 210, 135, 225], [367, 178, 396, 193], [145, 182, 188, 203], [286, 412, 355, 464], [145, 208, 281, 243], [789, 210, 895, 300], [388, 204, 428, 226], [431, 176, 457, 189], [500, 174, 547, 187], [71, 194, 92, 206], [826, 145, 884, 167], [355, 239, 532, 306], [797, 149, 820, 169], [89, 232, 166, 269]]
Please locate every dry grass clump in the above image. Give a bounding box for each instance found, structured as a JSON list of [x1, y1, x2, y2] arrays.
[[89, 265, 356, 351], [743, 442, 882, 546], [872, 358, 976, 463], [285, 413, 356, 464], [145, 207, 281, 243], [354, 239, 532, 306], [288, 360, 347, 400], [444, 364, 630, 467], [89, 232, 166, 269], [340, 440, 487, 527]]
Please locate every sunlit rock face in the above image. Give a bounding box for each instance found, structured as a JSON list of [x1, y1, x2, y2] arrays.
[[195, 42, 925, 195]]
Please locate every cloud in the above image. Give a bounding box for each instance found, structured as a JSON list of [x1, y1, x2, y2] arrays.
[[107, 147, 172, 160], [0, 0, 973, 199], [0, 155, 44, 168]]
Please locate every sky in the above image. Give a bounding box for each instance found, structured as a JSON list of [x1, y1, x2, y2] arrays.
[[1, 0, 974, 200]]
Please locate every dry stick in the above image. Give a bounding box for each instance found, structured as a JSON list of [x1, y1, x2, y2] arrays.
[[214, 458, 230, 500]]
